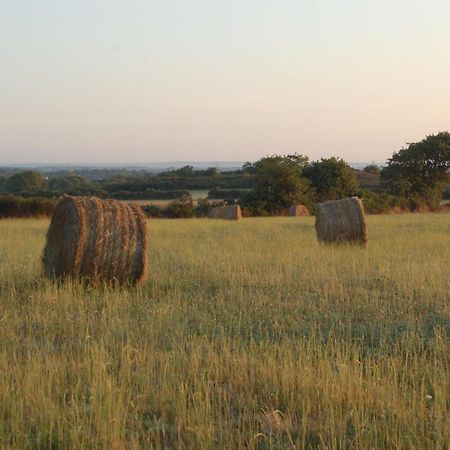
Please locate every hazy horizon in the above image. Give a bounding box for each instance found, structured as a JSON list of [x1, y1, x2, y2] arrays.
[[0, 159, 383, 167], [2, 0, 449, 164]]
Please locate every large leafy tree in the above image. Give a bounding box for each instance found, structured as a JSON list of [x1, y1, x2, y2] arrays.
[[381, 132, 450, 208], [242, 154, 311, 215], [303, 157, 359, 202], [5, 171, 47, 194]]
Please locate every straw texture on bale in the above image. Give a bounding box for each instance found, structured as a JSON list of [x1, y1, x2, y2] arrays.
[[315, 197, 367, 245], [43, 196, 148, 284], [288, 205, 310, 217], [208, 205, 242, 220]]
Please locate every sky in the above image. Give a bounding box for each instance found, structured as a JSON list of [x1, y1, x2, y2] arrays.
[[1, 0, 450, 165]]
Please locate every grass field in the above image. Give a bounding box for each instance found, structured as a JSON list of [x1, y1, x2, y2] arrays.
[[121, 190, 213, 207], [0, 215, 449, 449]]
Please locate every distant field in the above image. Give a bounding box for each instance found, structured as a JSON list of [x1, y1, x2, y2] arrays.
[[0, 215, 449, 449], [121, 190, 213, 207]]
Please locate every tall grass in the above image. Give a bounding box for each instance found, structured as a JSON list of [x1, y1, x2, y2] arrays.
[[0, 215, 448, 449]]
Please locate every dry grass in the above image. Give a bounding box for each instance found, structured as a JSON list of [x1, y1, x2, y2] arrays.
[[0, 214, 449, 449]]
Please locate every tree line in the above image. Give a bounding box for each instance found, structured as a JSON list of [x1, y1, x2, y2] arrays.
[[0, 131, 448, 218], [241, 132, 449, 214]]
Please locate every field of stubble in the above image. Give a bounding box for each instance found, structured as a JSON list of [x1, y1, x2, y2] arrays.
[[0, 215, 449, 449]]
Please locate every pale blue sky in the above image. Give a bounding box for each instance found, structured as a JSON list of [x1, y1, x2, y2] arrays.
[[1, 0, 449, 164]]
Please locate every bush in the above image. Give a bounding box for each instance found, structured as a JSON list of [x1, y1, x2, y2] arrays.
[[363, 164, 381, 175], [442, 186, 450, 200], [194, 199, 225, 217], [164, 195, 194, 218], [0, 196, 59, 218], [141, 204, 164, 218], [109, 189, 189, 200], [359, 191, 407, 214]]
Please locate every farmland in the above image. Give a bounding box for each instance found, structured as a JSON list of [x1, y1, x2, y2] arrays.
[[120, 190, 216, 208], [0, 214, 449, 449]]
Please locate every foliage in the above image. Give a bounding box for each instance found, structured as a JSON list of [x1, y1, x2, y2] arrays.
[[164, 194, 194, 218], [303, 157, 359, 202], [47, 175, 92, 194], [192, 198, 217, 217], [141, 204, 164, 218], [4, 171, 47, 194], [443, 186, 450, 200], [142, 198, 225, 219], [241, 161, 257, 174], [363, 164, 381, 175], [108, 189, 189, 200], [0, 195, 58, 218], [359, 191, 407, 214], [161, 165, 219, 177], [381, 132, 450, 209], [242, 154, 312, 215]]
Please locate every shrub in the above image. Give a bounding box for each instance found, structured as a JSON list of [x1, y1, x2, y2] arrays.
[[141, 204, 164, 218], [164, 195, 194, 218], [359, 191, 407, 214], [0, 195, 59, 218]]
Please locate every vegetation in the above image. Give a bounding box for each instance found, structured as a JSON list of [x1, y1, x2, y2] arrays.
[[241, 154, 312, 215], [5, 170, 47, 194], [0, 215, 448, 448], [381, 132, 450, 209], [0, 131, 448, 217], [363, 164, 381, 175], [0, 195, 58, 218], [303, 157, 359, 202]]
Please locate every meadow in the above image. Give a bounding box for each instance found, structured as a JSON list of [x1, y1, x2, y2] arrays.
[[0, 214, 449, 449], [120, 190, 214, 207]]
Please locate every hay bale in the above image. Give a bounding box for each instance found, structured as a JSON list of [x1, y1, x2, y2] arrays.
[[43, 196, 148, 284], [288, 205, 310, 217], [208, 205, 242, 220], [315, 197, 367, 245]]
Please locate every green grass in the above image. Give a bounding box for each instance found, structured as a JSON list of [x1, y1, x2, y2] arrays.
[[0, 215, 449, 449]]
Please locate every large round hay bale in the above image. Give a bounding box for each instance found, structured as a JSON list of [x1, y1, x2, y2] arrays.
[[43, 196, 148, 284], [208, 205, 242, 220], [288, 205, 310, 217], [315, 197, 367, 245]]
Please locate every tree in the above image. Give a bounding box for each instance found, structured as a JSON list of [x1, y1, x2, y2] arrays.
[[241, 162, 256, 174], [164, 194, 194, 218], [303, 157, 359, 202], [242, 154, 311, 215], [363, 164, 381, 175], [203, 167, 218, 177], [0, 176, 6, 193], [381, 132, 450, 209], [48, 175, 91, 193], [175, 165, 195, 177], [5, 171, 47, 194]]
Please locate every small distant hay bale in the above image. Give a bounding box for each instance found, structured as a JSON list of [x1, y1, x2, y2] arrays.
[[43, 196, 148, 285], [288, 205, 310, 217], [208, 205, 242, 220], [315, 197, 367, 245]]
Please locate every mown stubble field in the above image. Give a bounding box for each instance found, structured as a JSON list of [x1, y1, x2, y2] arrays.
[[0, 215, 449, 449]]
